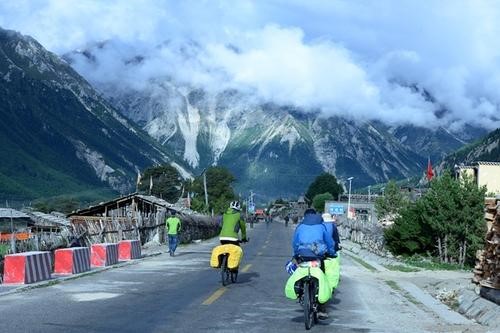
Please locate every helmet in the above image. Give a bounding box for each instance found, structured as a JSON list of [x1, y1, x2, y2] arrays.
[[322, 213, 334, 222], [304, 208, 316, 215], [229, 201, 241, 211]]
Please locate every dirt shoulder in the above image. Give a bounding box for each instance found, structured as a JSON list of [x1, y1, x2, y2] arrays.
[[342, 240, 500, 330]]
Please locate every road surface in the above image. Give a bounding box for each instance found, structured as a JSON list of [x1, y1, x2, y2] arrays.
[[0, 221, 487, 332]]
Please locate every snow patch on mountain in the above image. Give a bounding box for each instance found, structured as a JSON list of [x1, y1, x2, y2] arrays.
[[145, 117, 177, 144], [280, 126, 301, 154], [177, 92, 201, 168], [205, 101, 231, 164], [170, 162, 193, 180], [255, 116, 304, 157], [313, 136, 337, 175]]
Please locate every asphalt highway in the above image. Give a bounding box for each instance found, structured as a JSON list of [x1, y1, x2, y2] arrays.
[[0, 221, 484, 333]]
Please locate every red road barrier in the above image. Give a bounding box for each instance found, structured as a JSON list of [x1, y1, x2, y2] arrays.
[[54, 247, 91, 275], [3, 251, 51, 284], [118, 240, 141, 260], [91, 243, 118, 267]]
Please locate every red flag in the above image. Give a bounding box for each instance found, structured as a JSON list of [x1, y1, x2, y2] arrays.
[[426, 157, 434, 181]]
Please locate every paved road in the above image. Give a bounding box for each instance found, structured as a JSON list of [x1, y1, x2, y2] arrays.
[[0, 221, 486, 333]]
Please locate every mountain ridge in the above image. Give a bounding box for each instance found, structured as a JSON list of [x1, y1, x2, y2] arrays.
[[0, 27, 189, 201]]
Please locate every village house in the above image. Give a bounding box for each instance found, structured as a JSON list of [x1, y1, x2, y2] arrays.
[[455, 161, 500, 194]]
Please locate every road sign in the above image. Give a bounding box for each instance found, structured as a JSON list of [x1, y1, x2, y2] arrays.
[[328, 205, 344, 215]]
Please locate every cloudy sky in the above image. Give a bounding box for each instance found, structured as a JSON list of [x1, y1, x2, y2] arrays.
[[1, 0, 500, 129]]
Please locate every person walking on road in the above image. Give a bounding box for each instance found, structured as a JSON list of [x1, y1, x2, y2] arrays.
[[166, 211, 182, 256], [284, 214, 290, 227]]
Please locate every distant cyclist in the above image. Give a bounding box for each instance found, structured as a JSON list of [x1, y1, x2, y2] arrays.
[[219, 201, 247, 246], [322, 213, 341, 252]]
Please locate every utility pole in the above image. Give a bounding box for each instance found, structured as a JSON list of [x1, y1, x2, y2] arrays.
[[7, 201, 15, 254], [347, 177, 354, 219], [248, 191, 255, 213], [203, 170, 208, 208]]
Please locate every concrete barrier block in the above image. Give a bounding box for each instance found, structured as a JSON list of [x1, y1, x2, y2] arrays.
[[54, 247, 91, 274], [118, 240, 141, 260], [91, 243, 118, 267], [3, 251, 51, 284]]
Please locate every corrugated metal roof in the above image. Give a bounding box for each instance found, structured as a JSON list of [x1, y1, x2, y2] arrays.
[[68, 193, 198, 217], [0, 208, 30, 219], [27, 211, 70, 226], [476, 161, 500, 166]]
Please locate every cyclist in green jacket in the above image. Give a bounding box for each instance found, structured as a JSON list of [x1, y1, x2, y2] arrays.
[[166, 211, 182, 257], [219, 201, 247, 246]]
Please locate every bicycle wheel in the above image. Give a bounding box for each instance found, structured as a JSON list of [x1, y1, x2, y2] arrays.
[[312, 280, 319, 324], [220, 255, 230, 286], [303, 281, 314, 330]]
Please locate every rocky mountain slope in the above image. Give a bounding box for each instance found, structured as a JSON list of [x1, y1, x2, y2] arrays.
[[63, 40, 489, 200], [442, 127, 500, 168], [74, 74, 430, 199], [0, 28, 186, 200]]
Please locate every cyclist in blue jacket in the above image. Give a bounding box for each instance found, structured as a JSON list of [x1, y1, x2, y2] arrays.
[[291, 208, 336, 319], [292, 208, 336, 259]]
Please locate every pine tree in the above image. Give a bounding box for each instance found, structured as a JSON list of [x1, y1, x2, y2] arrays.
[[305, 173, 343, 202], [138, 165, 182, 202], [312, 192, 334, 212], [375, 180, 407, 219]]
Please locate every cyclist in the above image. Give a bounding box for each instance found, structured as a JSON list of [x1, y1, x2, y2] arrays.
[[322, 213, 341, 252], [292, 208, 336, 319], [219, 201, 247, 246]]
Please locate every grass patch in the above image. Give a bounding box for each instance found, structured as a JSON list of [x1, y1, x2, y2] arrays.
[[350, 256, 377, 272], [0, 244, 9, 257], [384, 264, 420, 272], [385, 280, 421, 305], [385, 280, 402, 291], [403, 256, 468, 271]]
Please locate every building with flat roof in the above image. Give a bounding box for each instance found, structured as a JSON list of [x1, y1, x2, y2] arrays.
[[324, 200, 377, 223], [455, 162, 500, 194]]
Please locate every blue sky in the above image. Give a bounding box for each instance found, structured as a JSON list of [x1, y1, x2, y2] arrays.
[[1, 0, 499, 129]]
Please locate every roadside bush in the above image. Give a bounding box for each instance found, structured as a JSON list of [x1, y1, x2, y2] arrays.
[[312, 192, 334, 212], [385, 171, 485, 267]]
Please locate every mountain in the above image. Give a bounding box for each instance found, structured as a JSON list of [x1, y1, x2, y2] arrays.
[[0, 28, 187, 201], [64, 44, 485, 202], [442, 127, 500, 167], [390, 124, 486, 162], [68, 73, 429, 200]]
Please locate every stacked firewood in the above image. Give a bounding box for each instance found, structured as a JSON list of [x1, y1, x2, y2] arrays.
[[473, 198, 500, 289]]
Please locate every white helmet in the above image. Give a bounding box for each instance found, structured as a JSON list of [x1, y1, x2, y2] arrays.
[[229, 201, 241, 211]]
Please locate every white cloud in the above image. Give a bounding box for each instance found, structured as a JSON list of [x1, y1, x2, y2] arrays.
[[1, 0, 500, 129]]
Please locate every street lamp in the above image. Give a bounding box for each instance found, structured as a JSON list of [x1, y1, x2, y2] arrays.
[[347, 177, 354, 219]]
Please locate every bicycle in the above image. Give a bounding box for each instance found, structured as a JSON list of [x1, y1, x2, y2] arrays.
[[285, 255, 331, 330], [214, 239, 249, 286], [296, 259, 321, 330]]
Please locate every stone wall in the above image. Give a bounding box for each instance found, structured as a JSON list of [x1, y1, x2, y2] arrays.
[[337, 217, 390, 257], [159, 214, 220, 244]]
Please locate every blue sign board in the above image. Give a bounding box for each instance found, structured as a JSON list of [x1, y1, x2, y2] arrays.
[[328, 205, 344, 215]]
